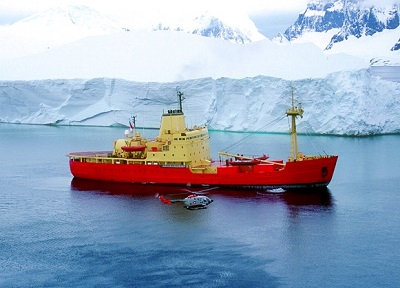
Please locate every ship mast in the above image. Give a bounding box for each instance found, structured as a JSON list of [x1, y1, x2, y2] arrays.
[[131, 115, 137, 130], [177, 90, 184, 113], [286, 88, 303, 161]]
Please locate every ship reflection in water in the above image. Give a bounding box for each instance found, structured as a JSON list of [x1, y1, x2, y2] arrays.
[[70, 177, 334, 211]]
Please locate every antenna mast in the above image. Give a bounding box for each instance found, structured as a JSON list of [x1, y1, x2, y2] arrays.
[[177, 90, 184, 112], [130, 115, 137, 133]]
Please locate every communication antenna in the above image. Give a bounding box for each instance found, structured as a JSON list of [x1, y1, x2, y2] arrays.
[[176, 89, 185, 112], [130, 115, 137, 132]]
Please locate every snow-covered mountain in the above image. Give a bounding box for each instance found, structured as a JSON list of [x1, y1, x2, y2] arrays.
[[0, 5, 265, 60], [284, 0, 400, 54], [0, 5, 127, 59], [392, 37, 400, 50], [0, 3, 369, 82], [13, 5, 125, 35], [152, 10, 265, 44]]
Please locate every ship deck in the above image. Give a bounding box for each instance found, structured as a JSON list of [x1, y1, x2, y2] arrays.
[[69, 151, 112, 157], [68, 150, 285, 169]]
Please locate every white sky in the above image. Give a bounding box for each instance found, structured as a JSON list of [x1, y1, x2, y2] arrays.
[[1, 0, 397, 23], [0, 0, 309, 37], [0, 0, 308, 16], [2, 0, 396, 37]]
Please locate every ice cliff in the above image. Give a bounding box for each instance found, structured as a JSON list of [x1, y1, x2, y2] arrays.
[[1, 69, 399, 136]]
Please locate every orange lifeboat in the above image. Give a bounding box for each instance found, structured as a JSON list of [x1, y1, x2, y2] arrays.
[[229, 154, 269, 166], [121, 145, 146, 152]]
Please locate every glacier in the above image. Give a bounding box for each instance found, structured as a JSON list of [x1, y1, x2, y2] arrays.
[[0, 4, 399, 137], [1, 69, 399, 136]]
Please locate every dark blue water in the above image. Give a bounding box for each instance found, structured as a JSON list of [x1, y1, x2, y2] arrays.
[[1, 124, 399, 287]]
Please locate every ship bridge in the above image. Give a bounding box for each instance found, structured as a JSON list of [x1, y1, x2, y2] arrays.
[[146, 91, 212, 167]]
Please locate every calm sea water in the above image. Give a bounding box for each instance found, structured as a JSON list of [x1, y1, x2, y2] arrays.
[[1, 124, 399, 287]]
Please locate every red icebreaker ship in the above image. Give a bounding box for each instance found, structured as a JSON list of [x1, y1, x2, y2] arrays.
[[69, 90, 338, 189]]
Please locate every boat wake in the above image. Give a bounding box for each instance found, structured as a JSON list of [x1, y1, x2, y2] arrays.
[[265, 188, 286, 193]]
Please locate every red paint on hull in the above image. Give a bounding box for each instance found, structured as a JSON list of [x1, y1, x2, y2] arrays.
[[69, 156, 338, 188]]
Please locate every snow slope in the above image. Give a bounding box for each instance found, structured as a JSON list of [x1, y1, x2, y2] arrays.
[[0, 5, 126, 60], [325, 27, 400, 65], [0, 30, 368, 82], [0, 4, 264, 60], [1, 69, 399, 136]]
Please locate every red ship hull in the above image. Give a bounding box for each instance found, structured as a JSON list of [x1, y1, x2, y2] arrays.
[[69, 154, 338, 188]]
